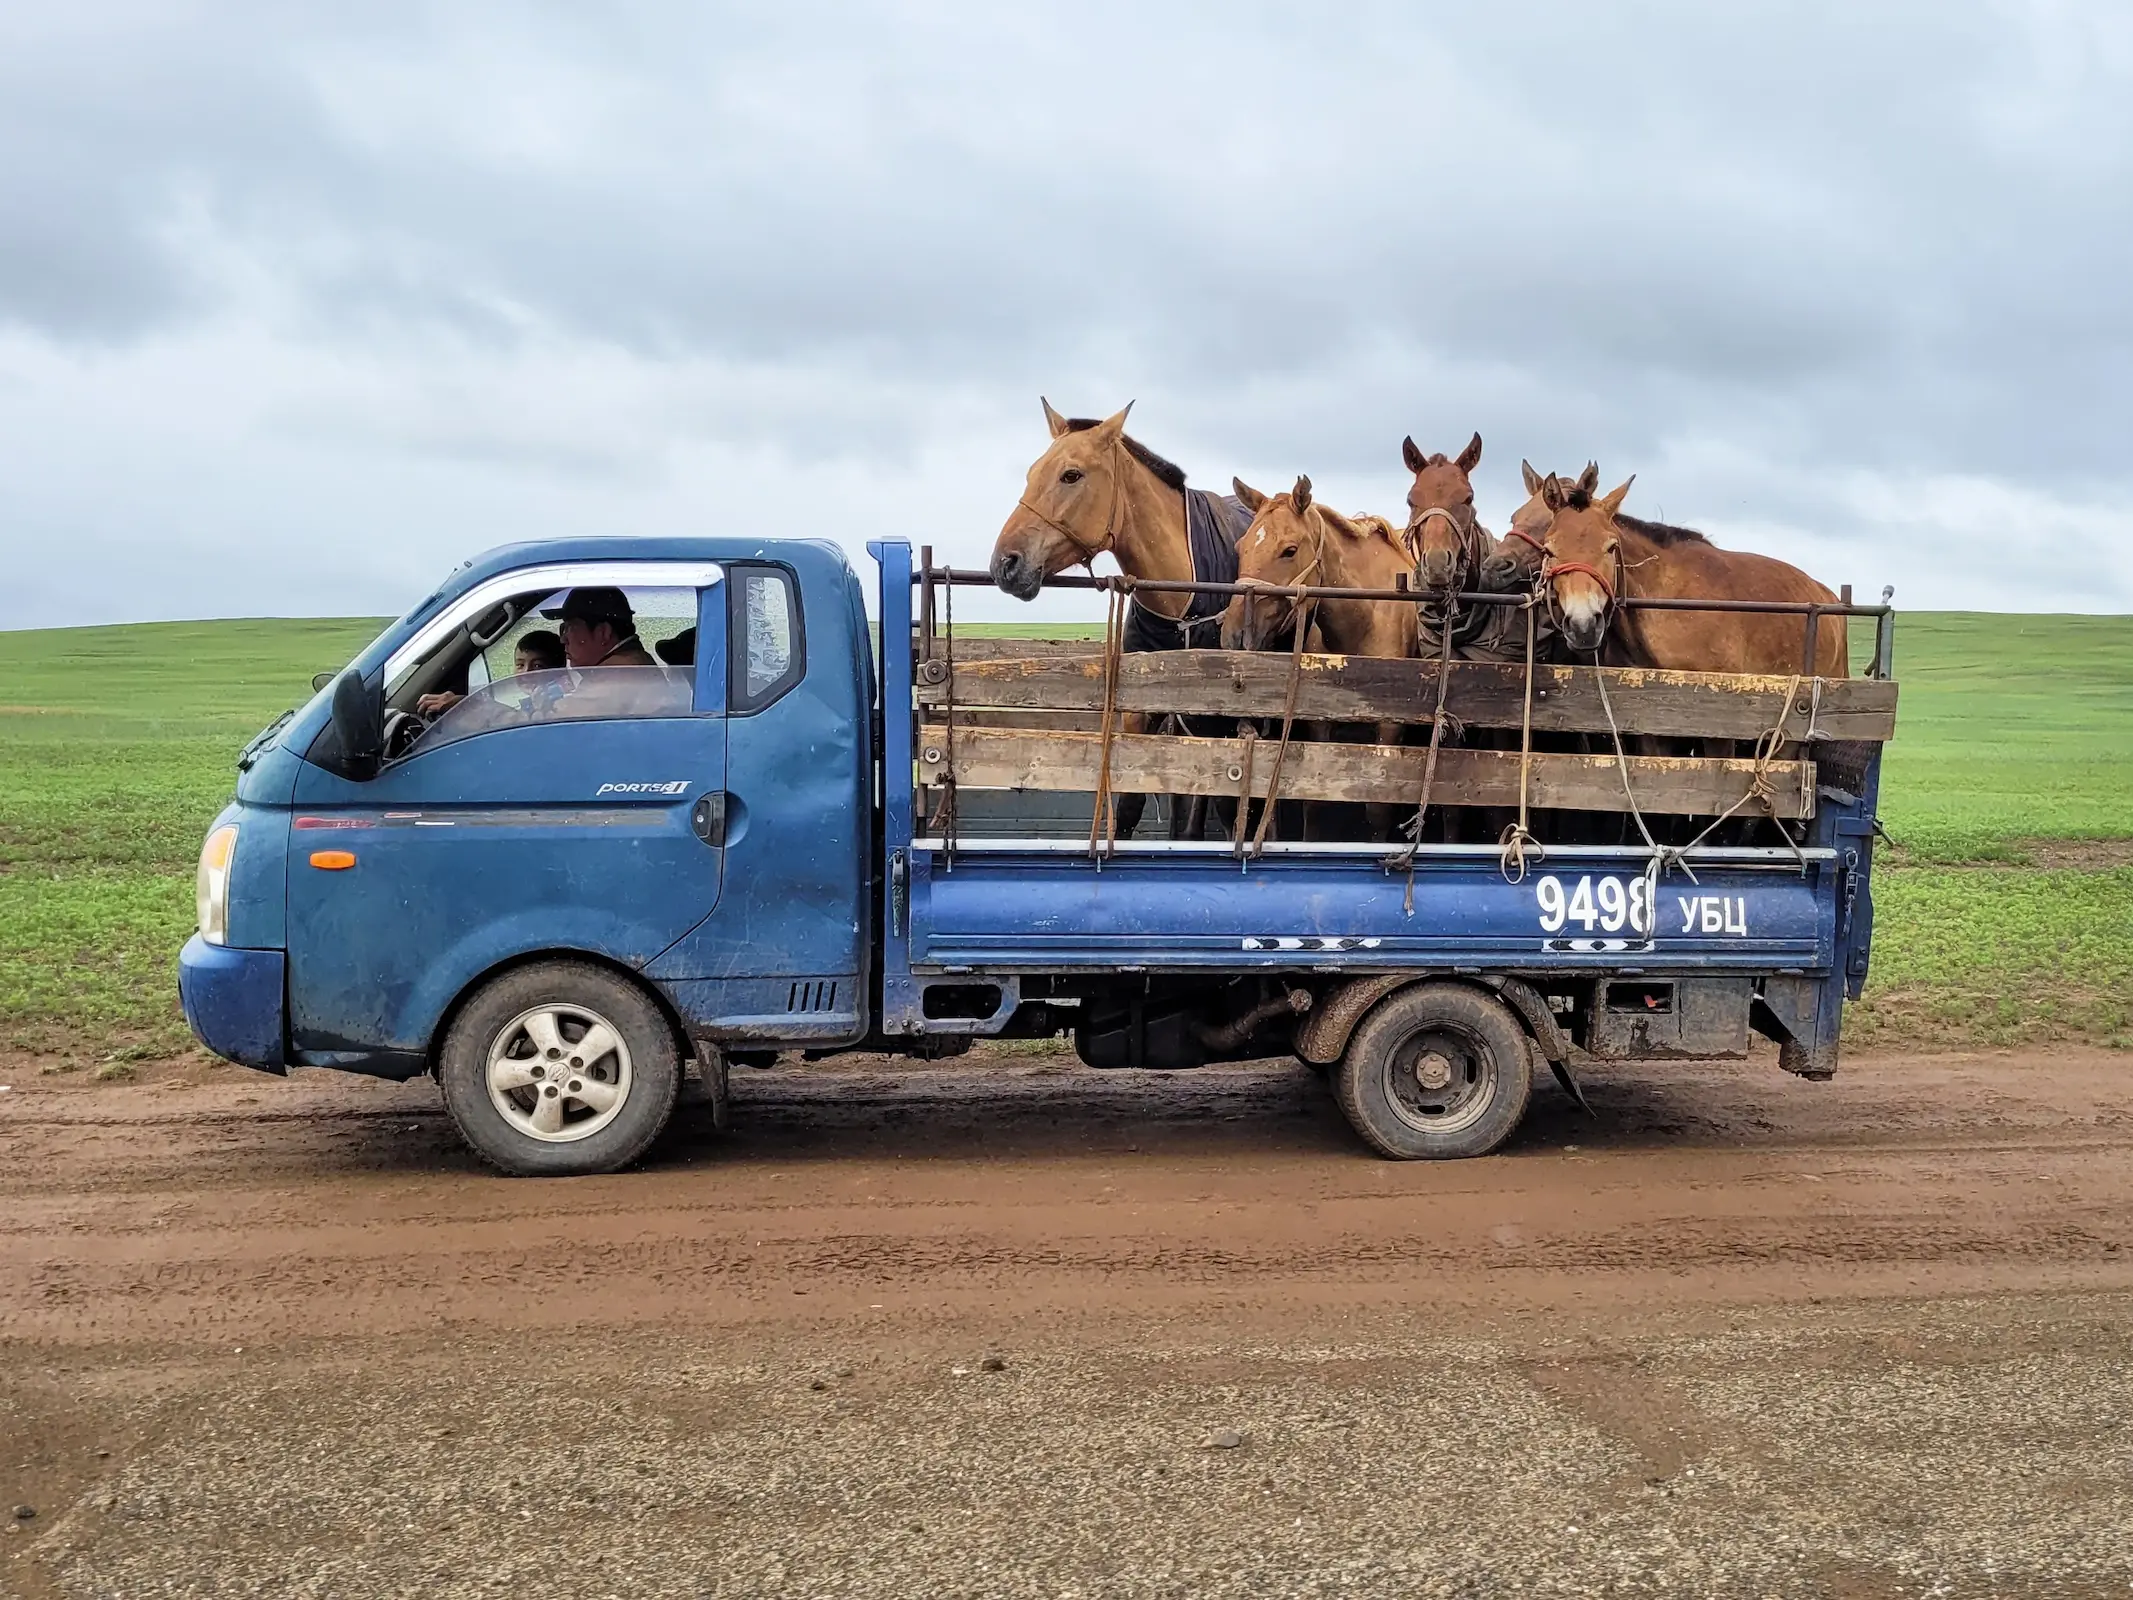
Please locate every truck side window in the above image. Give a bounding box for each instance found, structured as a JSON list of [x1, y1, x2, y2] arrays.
[[731, 566, 804, 713]]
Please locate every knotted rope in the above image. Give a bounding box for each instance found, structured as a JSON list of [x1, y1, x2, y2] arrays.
[[1245, 567, 1319, 857], [1087, 580, 1131, 859], [1497, 597, 1544, 883]]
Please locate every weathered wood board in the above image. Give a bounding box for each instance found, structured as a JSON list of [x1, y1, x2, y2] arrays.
[[917, 724, 1816, 818], [913, 635, 1101, 663], [917, 651, 1894, 743]]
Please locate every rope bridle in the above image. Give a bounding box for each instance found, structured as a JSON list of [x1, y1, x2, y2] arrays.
[[1539, 549, 1623, 641], [1401, 503, 1489, 587], [1015, 436, 1198, 625], [1231, 518, 1324, 646]]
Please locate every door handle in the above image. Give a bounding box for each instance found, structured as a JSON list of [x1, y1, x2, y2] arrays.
[[691, 792, 727, 848]]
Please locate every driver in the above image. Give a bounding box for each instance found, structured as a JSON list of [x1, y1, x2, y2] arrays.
[[544, 587, 656, 670], [408, 586, 660, 732]]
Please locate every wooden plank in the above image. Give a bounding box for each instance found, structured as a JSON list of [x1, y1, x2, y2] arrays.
[[917, 724, 1815, 818], [916, 651, 1895, 742], [912, 635, 1102, 663]]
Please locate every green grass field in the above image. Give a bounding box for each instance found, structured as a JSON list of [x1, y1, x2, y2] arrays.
[[1, 612, 2127, 1064]]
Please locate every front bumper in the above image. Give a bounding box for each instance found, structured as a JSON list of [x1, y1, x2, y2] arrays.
[[178, 935, 287, 1073]]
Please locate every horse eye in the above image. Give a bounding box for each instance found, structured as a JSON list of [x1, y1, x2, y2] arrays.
[[1059, 468, 1084, 485], [1280, 545, 1298, 559]]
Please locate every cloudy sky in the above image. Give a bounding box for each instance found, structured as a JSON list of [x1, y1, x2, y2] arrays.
[[4, 1, 2130, 629]]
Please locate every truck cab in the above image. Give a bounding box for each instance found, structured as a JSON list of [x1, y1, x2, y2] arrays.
[[181, 537, 874, 1174]]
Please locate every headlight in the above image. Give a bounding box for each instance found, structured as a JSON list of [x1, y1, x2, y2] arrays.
[[197, 824, 238, 946]]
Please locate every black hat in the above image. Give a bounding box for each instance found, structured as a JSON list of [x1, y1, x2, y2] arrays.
[[541, 586, 635, 631]]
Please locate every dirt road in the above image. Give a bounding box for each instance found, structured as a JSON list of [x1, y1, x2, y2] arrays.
[[5, 1045, 2132, 1597]]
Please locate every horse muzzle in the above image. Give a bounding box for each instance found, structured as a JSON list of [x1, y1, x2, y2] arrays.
[[989, 548, 1045, 602], [1478, 554, 1521, 591], [1418, 552, 1463, 591]]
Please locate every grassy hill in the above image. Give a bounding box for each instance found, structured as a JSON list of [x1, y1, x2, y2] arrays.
[[1, 612, 2127, 1065]]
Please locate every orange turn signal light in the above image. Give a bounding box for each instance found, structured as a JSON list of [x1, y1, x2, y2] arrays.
[[308, 850, 358, 871]]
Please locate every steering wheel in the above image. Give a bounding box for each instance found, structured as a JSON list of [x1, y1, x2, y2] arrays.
[[381, 707, 430, 762]]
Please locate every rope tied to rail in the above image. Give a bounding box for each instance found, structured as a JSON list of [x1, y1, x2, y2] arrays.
[[1387, 593, 1462, 915], [1244, 561, 1320, 858], [1230, 725, 1258, 856], [1591, 664, 1820, 934], [1498, 596, 1544, 884], [1087, 578, 1131, 859]]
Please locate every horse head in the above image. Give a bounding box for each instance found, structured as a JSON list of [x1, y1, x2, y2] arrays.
[[990, 399, 1137, 601], [1221, 475, 1325, 651], [1400, 432, 1487, 592], [1488, 459, 1599, 590], [1539, 474, 1636, 654]]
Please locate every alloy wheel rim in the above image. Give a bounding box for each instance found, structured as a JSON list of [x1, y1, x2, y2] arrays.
[[485, 1003, 633, 1144]]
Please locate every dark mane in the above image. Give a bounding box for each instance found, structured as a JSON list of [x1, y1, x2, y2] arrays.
[[1617, 513, 1709, 547], [1066, 417, 1188, 491]]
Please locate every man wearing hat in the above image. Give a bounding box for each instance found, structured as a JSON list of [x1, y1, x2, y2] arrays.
[[544, 586, 657, 671], [412, 586, 658, 721]]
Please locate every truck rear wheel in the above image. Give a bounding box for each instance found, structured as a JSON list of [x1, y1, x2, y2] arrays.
[[438, 961, 681, 1177], [1334, 983, 1532, 1160]]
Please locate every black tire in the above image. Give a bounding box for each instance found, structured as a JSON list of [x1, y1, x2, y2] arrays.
[[1334, 983, 1532, 1160], [438, 961, 681, 1177]]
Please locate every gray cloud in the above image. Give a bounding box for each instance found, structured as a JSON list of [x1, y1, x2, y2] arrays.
[[2, 0, 2129, 628]]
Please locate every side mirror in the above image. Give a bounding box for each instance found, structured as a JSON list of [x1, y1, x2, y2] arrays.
[[329, 670, 384, 782], [312, 671, 336, 693]]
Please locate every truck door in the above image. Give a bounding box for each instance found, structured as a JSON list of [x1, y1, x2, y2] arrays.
[[285, 568, 729, 1063], [645, 560, 869, 1044]]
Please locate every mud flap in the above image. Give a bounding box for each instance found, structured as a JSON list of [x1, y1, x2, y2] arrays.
[[693, 1039, 731, 1133], [1546, 1048, 1595, 1117]]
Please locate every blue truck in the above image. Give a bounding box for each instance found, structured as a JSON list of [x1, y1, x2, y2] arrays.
[[178, 536, 1892, 1176]]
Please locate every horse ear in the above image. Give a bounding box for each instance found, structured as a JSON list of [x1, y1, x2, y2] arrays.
[[1041, 397, 1070, 439], [1089, 403, 1132, 446], [1402, 435, 1425, 473], [1521, 460, 1542, 495], [1540, 474, 1566, 512], [1455, 432, 1483, 473], [1577, 461, 1600, 496], [1292, 475, 1312, 512], [1232, 477, 1268, 513], [1597, 476, 1636, 518]]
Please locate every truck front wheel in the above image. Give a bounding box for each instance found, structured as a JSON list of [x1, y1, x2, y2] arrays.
[[1334, 983, 1532, 1160], [438, 961, 681, 1177]]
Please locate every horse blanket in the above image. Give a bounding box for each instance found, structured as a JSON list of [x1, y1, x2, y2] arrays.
[[1121, 489, 1253, 653]]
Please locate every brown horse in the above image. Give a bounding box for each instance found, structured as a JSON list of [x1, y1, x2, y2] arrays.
[[1489, 459, 1599, 592], [1219, 476, 1413, 658], [990, 400, 1254, 839], [1539, 477, 1847, 675], [1400, 433, 1491, 593], [991, 400, 1239, 638], [1219, 477, 1413, 842]]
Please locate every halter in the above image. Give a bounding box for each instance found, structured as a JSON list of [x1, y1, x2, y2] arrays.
[[1401, 504, 1487, 571], [1014, 435, 1196, 624], [1501, 526, 1549, 557], [1232, 547, 1323, 644], [1403, 503, 1494, 652], [1539, 552, 1622, 642], [1014, 435, 1128, 566]]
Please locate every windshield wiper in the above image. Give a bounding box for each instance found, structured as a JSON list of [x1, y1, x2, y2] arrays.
[[237, 709, 295, 772]]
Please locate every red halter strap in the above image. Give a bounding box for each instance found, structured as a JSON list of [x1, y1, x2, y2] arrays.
[[1502, 527, 1548, 555], [1542, 559, 1617, 603]]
